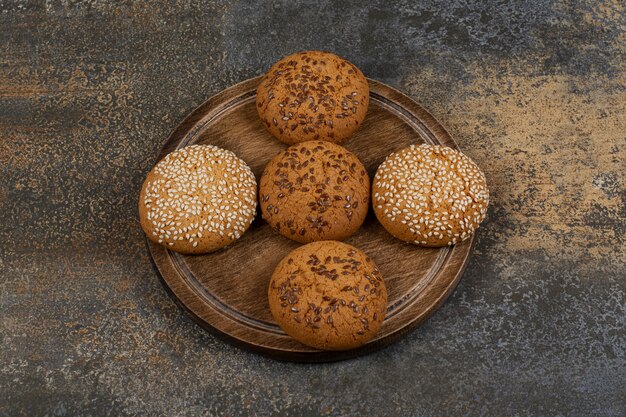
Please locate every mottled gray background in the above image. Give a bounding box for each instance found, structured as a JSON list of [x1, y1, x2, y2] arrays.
[[1, 0, 624, 416]]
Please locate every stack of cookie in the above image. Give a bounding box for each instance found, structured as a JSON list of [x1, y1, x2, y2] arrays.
[[138, 51, 489, 351]]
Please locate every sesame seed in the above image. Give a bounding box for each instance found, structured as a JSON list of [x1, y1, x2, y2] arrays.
[[141, 145, 257, 248], [373, 144, 488, 245]]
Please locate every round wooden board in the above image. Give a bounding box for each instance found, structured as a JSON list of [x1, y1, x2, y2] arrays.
[[147, 76, 474, 362]]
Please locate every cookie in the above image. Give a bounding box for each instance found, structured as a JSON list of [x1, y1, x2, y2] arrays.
[[139, 144, 257, 254], [259, 141, 370, 243], [256, 51, 369, 145], [373, 144, 489, 247], [268, 241, 387, 351]]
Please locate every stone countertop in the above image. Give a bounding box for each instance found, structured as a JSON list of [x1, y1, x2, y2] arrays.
[[1, 1, 624, 416]]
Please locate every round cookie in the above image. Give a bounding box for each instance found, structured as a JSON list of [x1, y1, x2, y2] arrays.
[[268, 241, 387, 351], [139, 144, 257, 255], [373, 144, 489, 247], [256, 50, 369, 145], [259, 141, 370, 243]]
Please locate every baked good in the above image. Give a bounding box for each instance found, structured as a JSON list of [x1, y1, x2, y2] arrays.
[[259, 141, 369, 243], [372, 144, 489, 247], [139, 144, 257, 254], [268, 241, 387, 350], [256, 51, 369, 145]]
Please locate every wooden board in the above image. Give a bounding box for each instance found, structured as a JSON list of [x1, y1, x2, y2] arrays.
[[147, 76, 475, 362]]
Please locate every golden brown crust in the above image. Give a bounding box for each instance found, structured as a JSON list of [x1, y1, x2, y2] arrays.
[[256, 51, 369, 145], [138, 145, 257, 254], [373, 144, 489, 247], [259, 141, 370, 243], [268, 241, 387, 351]]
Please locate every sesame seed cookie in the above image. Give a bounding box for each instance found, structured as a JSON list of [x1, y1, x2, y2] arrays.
[[256, 51, 369, 145], [139, 144, 257, 255], [259, 141, 369, 243], [268, 241, 387, 351], [373, 144, 489, 247]]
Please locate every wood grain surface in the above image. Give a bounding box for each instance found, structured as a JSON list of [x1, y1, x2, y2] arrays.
[[147, 77, 475, 361]]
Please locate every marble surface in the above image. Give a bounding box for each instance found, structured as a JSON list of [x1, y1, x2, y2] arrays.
[[1, 1, 624, 415]]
